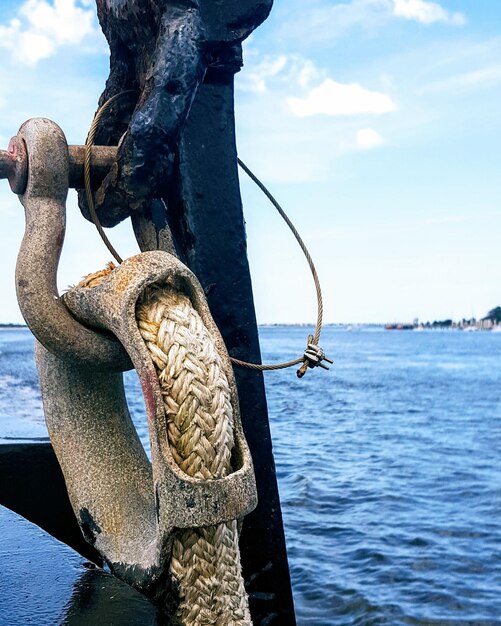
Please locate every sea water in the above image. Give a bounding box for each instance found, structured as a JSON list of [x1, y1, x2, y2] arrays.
[[0, 326, 500, 625]]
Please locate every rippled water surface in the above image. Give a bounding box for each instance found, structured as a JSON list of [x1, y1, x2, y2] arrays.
[[1, 326, 500, 625]]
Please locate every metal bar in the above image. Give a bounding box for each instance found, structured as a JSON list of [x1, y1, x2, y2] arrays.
[[0, 149, 14, 179], [0, 142, 117, 192], [68, 145, 117, 189]]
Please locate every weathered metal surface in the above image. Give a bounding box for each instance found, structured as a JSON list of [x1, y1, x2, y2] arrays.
[[63, 251, 257, 532], [38, 254, 258, 601], [68, 145, 117, 189], [14, 118, 130, 371], [36, 343, 159, 592], [0, 142, 117, 192], [11, 119, 258, 610], [77, 0, 273, 227]]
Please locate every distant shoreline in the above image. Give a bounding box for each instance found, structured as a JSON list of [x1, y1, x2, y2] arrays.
[[0, 324, 27, 329], [0, 322, 499, 331]]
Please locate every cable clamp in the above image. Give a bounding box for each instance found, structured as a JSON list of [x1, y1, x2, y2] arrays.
[[297, 335, 333, 378]]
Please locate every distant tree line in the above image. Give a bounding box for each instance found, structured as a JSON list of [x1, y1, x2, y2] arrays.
[[485, 306, 501, 323], [420, 306, 501, 329], [421, 319, 453, 328]]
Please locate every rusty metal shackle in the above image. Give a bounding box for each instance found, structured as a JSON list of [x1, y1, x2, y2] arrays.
[[11, 118, 130, 370], [4, 118, 257, 594]]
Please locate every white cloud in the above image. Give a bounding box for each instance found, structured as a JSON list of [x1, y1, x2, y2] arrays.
[[420, 65, 501, 94], [288, 78, 397, 117], [392, 0, 465, 25], [237, 54, 398, 181], [356, 128, 384, 149], [276, 1, 386, 49], [239, 54, 324, 94], [276, 0, 465, 49], [0, 0, 96, 65], [296, 59, 321, 88], [239, 55, 288, 93]]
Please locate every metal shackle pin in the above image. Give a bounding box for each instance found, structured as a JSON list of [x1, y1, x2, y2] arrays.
[[0, 135, 117, 194]]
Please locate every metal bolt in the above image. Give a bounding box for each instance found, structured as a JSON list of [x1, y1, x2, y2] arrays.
[[0, 132, 117, 194], [68, 145, 117, 189]]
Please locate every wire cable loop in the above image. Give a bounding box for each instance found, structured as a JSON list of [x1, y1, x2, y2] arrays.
[[84, 90, 137, 264], [84, 93, 332, 377], [235, 158, 331, 378]]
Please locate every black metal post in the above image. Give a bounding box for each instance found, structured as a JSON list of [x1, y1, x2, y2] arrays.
[[164, 76, 297, 625]]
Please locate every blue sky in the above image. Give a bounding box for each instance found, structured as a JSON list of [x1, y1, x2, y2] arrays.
[[0, 0, 500, 324]]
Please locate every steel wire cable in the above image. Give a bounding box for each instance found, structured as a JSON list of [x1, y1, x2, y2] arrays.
[[84, 94, 330, 376]]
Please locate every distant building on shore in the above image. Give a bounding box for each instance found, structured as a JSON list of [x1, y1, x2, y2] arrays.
[[385, 306, 501, 331]]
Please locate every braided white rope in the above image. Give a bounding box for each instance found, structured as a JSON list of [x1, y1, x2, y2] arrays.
[[136, 285, 252, 625]]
